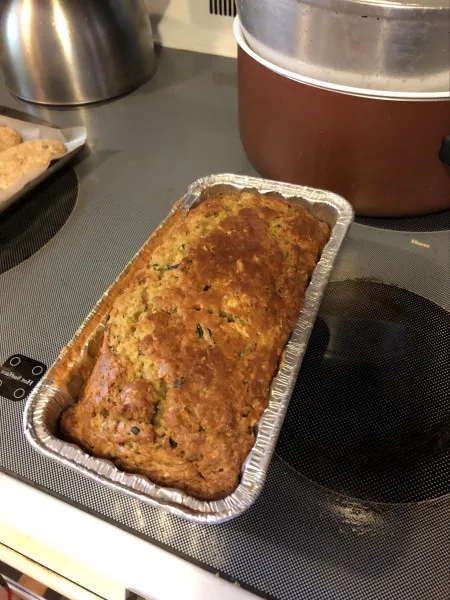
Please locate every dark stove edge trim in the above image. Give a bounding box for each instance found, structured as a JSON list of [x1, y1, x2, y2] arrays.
[[0, 466, 274, 600]]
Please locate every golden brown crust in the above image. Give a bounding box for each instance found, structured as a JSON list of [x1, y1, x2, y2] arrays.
[[61, 190, 329, 500], [52, 199, 186, 387]]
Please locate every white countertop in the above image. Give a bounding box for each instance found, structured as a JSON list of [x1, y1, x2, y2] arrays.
[[0, 473, 257, 600]]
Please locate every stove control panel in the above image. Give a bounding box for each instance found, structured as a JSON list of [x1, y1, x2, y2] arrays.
[[0, 355, 47, 401]]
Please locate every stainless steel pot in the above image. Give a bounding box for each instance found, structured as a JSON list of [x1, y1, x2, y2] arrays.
[[0, 0, 156, 105], [236, 0, 450, 95]]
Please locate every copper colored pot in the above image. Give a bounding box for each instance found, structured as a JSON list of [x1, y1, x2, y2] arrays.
[[237, 49, 450, 217]]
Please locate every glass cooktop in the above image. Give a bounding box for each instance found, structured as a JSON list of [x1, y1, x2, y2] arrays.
[[1, 48, 448, 600]]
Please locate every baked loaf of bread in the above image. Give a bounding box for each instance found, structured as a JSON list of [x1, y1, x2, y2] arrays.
[[61, 189, 329, 500]]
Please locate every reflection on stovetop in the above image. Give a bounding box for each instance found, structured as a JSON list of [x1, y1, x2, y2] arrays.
[[276, 280, 450, 503]]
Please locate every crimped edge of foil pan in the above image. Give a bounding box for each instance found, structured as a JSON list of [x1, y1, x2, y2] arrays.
[[24, 173, 354, 523]]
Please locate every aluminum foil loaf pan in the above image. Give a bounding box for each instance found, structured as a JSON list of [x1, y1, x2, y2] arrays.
[[24, 173, 354, 523]]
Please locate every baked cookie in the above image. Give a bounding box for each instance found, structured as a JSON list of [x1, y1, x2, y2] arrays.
[[0, 138, 66, 190], [0, 126, 22, 153]]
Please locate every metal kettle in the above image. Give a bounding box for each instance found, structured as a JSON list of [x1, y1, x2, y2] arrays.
[[0, 0, 156, 105]]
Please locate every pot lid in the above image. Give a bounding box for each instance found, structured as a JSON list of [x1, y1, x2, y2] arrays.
[[236, 0, 450, 96], [234, 17, 450, 100]]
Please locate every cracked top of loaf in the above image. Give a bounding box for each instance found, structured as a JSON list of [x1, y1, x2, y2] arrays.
[[61, 189, 329, 500]]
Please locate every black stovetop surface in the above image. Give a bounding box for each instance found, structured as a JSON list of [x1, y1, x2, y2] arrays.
[[1, 48, 449, 600]]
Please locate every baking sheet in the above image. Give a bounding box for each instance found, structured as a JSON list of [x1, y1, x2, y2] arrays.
[[24, 173, 354, 523], [0, 115, 86, 214]]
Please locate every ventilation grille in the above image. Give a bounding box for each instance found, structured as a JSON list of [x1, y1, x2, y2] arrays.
[[209, 0, 236, 16]]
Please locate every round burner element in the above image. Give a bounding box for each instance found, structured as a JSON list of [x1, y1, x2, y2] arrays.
[[276, 280, 450, 503], [0, 168, 78, 274]]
